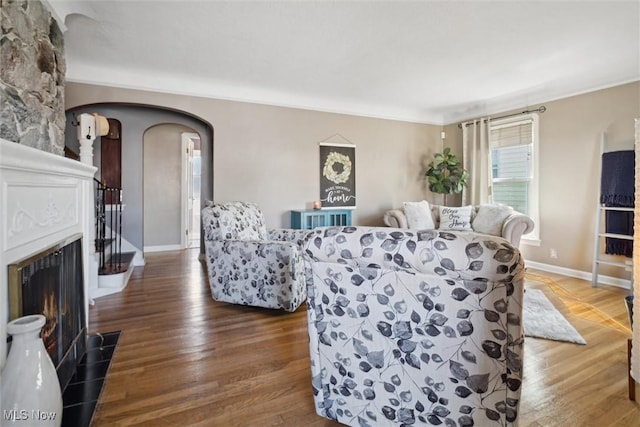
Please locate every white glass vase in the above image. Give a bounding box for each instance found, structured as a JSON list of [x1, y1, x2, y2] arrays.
[[1, 314, 63, 426]]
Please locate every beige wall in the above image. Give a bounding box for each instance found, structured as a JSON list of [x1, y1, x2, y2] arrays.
[[66, 81, 640, 279], [143, 124, 195, 247], [446, 81, 640, 279], [65, 82, 442, 230], [526, 81, 639, 278]]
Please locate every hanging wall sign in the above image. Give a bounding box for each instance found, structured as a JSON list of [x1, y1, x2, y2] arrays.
[[319, 143, 356, 209]]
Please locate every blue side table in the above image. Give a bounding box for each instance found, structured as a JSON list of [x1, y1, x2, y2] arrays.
[[290, 209, 352, 230]]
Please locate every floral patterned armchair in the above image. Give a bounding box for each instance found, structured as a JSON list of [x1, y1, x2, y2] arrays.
[[303, 226, 525, 426], [202, 202, 309, 312]]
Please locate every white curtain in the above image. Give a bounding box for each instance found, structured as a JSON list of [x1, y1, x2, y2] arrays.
[[461, 118, 491, 206], [633, 117, 640, 382]]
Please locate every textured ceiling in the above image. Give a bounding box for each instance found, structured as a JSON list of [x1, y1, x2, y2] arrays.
[[48, 0, 640, 124]]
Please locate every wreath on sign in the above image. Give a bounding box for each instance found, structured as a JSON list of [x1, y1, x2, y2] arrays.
[[323, 151, 352, 184]]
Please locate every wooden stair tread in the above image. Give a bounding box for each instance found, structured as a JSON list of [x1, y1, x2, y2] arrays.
[[98, 252, 135, 275]]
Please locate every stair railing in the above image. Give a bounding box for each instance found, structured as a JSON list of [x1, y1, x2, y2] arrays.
[[94, 179, 123, 274]]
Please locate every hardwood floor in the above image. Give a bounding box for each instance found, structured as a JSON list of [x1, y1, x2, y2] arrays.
[[520, 272, 638, 427], [89, 250, 639, 426]]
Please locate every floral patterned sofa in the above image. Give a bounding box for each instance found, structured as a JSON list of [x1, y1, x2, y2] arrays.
[[202, 202, 309, 312], [303, 226, 525, 426]]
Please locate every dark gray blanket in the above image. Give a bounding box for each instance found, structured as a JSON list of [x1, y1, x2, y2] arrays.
[[600, 150, 634, 257]]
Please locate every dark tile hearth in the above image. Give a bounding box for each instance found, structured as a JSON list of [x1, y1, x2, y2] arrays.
[[62, 331, 120, 427]]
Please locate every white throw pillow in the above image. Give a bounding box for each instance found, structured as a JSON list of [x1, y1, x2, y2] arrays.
[[472, 203, 514, 236], [438, 205, 473, 231], [403, 200, 435, 229]]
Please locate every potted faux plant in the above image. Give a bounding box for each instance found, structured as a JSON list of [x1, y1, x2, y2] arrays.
[[425, 147, 469, 206]]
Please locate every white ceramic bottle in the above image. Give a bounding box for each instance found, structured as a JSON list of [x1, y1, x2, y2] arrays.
[[1, 314, 63, 426]]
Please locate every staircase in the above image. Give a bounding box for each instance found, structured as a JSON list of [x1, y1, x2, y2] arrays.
[[92, 179, 137, 298]]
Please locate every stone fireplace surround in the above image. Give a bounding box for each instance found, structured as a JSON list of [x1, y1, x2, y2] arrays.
[[0, 138, 96, 373]]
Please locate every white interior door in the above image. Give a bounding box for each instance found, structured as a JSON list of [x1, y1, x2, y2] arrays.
[[190, 149, 201, 248], [181, 133, 198, 248]]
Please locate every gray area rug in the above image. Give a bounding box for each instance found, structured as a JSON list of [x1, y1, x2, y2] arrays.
[[523, 289, 586, 345]]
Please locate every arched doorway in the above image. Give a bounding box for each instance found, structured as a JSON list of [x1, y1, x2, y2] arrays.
[[64, 103, 214, 258], [143, 124, 202, 251]]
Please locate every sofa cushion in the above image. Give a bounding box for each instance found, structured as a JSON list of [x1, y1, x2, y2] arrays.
[[473, 203, 514, 236], [438, 205, 473, 231], [403, 200, 435, 229]]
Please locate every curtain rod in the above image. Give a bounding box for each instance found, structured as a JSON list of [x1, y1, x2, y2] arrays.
[[457, 105, 546, 128]]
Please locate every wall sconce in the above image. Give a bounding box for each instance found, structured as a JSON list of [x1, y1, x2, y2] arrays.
[[76, 113, 109, 166], [77, 113, 109, 141]]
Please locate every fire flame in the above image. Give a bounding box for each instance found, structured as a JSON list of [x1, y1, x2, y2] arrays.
[[41, 293, 58, 354]]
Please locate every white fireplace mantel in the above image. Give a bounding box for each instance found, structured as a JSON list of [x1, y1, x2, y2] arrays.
[[0, 138, 97, 370]]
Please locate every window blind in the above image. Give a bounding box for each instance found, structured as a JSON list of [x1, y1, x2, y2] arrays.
[[490, 120, 533, 149]]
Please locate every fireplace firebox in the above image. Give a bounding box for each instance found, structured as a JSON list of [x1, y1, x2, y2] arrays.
[[8, 233, 87, 391]]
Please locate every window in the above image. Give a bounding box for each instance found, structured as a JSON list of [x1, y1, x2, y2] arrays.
[[489, 114, 540, 243]]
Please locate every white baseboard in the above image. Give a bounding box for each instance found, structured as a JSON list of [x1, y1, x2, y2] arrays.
[[144, 244, 183, 253], [132, 251, 145, 266], [525, 259, 632, 290]]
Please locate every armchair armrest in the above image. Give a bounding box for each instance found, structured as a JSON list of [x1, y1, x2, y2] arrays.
[[382, 208, 408, 228], [502, 212, 535, 247], [268, 228, 313, 246]]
